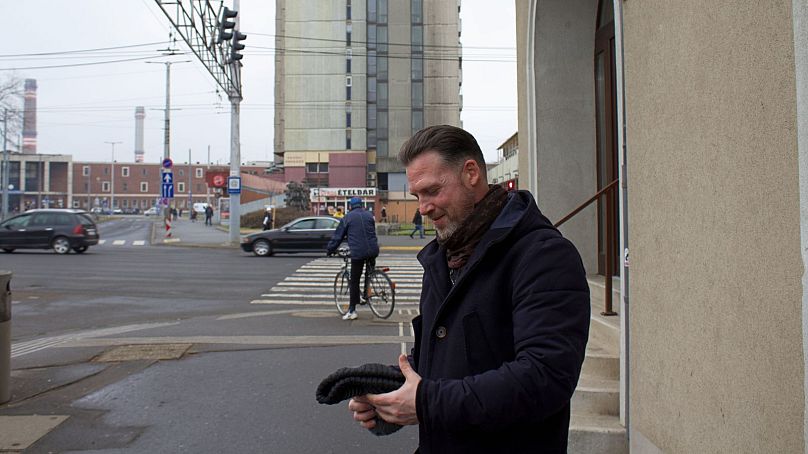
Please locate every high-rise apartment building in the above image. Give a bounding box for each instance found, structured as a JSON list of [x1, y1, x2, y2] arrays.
[[274, 0, 461, 211]]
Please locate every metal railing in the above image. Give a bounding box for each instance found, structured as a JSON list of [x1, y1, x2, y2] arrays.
[[554, 179, 618, 316]]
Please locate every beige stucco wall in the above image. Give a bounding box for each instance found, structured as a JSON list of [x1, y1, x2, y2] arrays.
[[624, 1, 804, 452]]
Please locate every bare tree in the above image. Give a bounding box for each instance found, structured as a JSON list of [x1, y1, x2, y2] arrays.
[[0, 74, 23, 149]]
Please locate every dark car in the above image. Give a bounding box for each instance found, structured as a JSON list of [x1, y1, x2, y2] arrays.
[[0, 209, 100, 254], [240, 216, 340, 256]]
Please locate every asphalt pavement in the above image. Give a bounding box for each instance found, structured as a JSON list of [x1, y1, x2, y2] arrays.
[[1, 216, 429, 452]]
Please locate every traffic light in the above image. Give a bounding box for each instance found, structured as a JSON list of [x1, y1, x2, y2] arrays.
[[231, 31, 247, 61], [505, 179, 517, 191], [216, 7, 237, 44]]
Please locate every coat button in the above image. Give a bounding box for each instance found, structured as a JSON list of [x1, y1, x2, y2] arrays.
[[436, 326, 447, 339]]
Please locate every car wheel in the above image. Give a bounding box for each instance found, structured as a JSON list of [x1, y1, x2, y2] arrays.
[[252, 239, 272, 257], [73, 246, 88, 254], [52, 236, 71, 254], [2, 248, 13, 253]]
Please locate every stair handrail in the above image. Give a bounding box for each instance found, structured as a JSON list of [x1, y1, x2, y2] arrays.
[[553, 178, 619, 316]]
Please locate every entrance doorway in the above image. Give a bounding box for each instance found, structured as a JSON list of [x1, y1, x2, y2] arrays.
[[594, 0, 619, 275]]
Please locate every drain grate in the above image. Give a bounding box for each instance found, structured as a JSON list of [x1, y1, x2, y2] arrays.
[[93, 343, 192, 362]]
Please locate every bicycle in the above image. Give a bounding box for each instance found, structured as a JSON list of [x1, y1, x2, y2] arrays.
[[332, 246, 396, 319]]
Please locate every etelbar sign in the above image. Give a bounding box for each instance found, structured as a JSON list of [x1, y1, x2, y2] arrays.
[[310, 187, 377, 198]]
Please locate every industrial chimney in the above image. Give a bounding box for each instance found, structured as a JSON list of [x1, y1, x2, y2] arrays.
[[22, 79, 37, 154], [134, 106, 145, 162]]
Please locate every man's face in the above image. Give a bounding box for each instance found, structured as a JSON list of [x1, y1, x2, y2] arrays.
[[406, 150, 476, 240]]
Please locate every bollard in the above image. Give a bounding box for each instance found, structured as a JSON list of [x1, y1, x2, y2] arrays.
[[0, 271, 11, 404]]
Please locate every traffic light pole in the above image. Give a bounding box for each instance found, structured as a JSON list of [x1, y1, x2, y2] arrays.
[[228, 0, 241, 244], [1, 109, 8, 221]]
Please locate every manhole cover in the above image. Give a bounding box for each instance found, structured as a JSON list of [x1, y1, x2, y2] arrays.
[[94, 343, 192, 362]]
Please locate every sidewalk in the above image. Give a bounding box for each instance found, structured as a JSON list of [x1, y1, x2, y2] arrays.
[[150, 217, 435, 251]]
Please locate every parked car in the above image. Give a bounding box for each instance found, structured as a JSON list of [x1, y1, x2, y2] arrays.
[[0, 209, 99, 254], [240, 216, 340, 257], [112, 208, 123, 215], [144, 207, 159, 216]]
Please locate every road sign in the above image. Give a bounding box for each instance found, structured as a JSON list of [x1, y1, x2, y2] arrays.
[[162, 158, 173, 168], [162, 172, 174, 184], [161, 183, 174, 198], [227, 176, 241, 195]]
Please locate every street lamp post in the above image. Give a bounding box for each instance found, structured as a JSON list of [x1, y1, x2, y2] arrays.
[[105, 141, 121, 211]]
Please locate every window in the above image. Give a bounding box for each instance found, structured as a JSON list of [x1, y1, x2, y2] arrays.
[[346, 2, 351, 19], [140, 182, 148, 192], [378, 0, 388, 23], [316, 218, 339, 229], [289, 219, 316, 230], [82, 166, 90, 176], [412, 81, 424, 108], [178, 169, 184, 177], [346, 130, 352, 150], [378, 82, 388, 104], [103, 167, 109, 175], [377, 25, 388, 53], [178, 182, 185, 193], [346, 86, 352, 100], [346, 57, 352, 73], [102, 181, 110, 192], [378, 57, 388, 80], [412, 25, 423, 53], [346, 30, 351, 46], [412, 110, 424, 132], [84, 182, 90, 192], [368, 0, 376, 22], [195, 168, 203, 178], [346, 76, 352, 87], [412, 57, 423, 80], [368, 50, 376, 75], [368, 78, 377, 102], [346, 112, 352, 128], [142, 168, 148, 176], [122, 167, 130, 177], [122, 182, 128, 192], [412, 0, 422, 23]]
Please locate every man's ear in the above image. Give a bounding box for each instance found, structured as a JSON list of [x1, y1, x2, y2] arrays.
[[462, 159, 482, 187]]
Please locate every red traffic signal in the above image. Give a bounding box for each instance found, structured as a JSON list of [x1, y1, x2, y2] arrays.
[[504, 179, 517, 191]]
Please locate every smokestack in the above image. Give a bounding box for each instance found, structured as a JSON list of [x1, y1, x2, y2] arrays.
[[134, 106, 145, 163], [22, 79, 37, 154]]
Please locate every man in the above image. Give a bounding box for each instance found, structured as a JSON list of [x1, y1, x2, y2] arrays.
[[380, 205, 388, 223], [409, 208, 424, 239], [262, 207, 273, 231], [204, 205, 213, 226], [326, 197, 380, 320], [334, 206, 345, 219], [347, 125, 590, 452]]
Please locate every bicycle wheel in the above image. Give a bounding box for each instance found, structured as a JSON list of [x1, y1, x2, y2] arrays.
[[367, 271, 395, 319], [334, 270, 351, 315]]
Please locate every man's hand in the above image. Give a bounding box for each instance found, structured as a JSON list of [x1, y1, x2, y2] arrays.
[[365, 354, 421, 426]]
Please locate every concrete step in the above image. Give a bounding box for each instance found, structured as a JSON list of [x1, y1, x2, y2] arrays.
[[572, 375, 619, 416], [568, 413, 628, 454], [581, 350, 619, 381]]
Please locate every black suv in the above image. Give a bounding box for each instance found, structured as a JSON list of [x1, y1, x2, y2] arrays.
[[0, 209, 100, 254]]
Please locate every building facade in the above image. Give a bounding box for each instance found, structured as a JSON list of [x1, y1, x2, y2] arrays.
[[274, 0, 461, 212], [517, 0, 808, 452]]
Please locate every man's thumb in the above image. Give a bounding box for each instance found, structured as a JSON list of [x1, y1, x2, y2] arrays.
[[399, 354, 416, 379]]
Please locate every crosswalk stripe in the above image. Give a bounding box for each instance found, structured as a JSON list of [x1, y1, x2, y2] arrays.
[[113, 240, 126, 245], [132, 240, 145, 246], [256, 255, 424, 308], [98, 239, 106, 245]]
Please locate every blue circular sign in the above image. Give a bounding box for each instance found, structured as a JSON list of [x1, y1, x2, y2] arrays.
[[162, 158, 173, 168]]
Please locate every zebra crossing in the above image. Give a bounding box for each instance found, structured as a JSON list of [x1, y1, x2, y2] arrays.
[[251, 254, 424, 307], [97, 239, 147, 246]]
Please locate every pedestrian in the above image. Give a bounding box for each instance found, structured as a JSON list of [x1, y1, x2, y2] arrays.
[[171, 207, 178, 221], [409, 208, 424, 239], [262, 207, 273, 231], [204, 205, 213, 226], [346, 125, 590, 453], [190, 209, 198, 223], [334, 206, 345, 219], [380, 205, 388, 223], [326, 197, 379, 321]]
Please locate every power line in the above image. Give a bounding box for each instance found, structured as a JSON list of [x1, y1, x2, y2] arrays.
[[0, 55, 168, 71], [0, 42, 168, 58], [251, 32, 516, 52]]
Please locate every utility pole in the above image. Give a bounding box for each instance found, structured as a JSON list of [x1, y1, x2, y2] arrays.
[[188, 148, 192, 209], [153, 0, 246, 244], [1, 109, 8, 220], [104, 141, 121, 211]]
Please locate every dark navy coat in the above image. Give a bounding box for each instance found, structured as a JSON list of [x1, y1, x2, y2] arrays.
[[411, 191, 590, 453], [327, 206, 379, 260]]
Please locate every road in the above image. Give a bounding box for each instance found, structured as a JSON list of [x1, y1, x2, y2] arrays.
[[1, 230, 424, 453]]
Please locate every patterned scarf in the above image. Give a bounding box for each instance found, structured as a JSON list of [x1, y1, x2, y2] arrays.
[[439, 184, 509, 272]]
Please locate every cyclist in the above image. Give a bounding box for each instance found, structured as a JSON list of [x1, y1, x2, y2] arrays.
[[327, 197, 380, 320]]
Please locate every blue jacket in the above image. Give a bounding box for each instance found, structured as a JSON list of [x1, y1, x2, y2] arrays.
[[412, 190, 590, 453], [327, 206, 379, 260]]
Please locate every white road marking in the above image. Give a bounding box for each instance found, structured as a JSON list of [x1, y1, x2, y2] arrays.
[[132, 240, 145, 246], [112, 240, 126, 245], [11, 321, 179, 358], [98, 240, 106, 245]]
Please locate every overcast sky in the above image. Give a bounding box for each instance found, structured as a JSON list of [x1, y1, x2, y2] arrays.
[[2, 0, 516, 166]]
